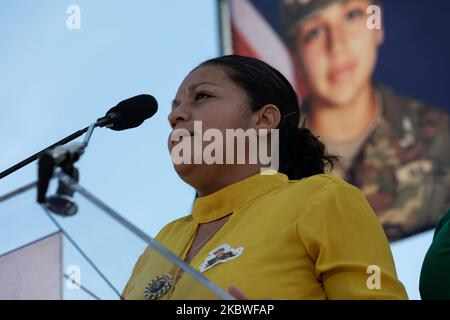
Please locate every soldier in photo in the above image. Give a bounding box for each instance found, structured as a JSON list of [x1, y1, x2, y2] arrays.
[[282, 0, 450, 241]]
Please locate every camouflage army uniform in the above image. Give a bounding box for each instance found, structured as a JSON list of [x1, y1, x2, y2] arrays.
[[344, 84, 450, 241], [302, 84, 450, 241]]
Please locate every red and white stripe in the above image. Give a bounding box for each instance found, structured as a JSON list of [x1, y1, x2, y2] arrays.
[[229, 0, 300, 98]]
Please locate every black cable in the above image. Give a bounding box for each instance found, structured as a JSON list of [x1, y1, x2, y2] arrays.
[[0, 127, 89, 180], [41, 206, 123, 299]]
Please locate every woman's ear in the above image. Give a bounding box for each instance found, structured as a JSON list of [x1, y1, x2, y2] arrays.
[[253, 104, 281, 131]]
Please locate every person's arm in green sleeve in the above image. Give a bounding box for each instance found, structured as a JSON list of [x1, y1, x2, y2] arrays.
[[420, 209, 450, 300]]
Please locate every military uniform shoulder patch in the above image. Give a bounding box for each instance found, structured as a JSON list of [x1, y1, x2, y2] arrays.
[[199, 243, 243, 273]]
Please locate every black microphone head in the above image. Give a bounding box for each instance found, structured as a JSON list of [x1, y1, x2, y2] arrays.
[[106, 94, 158, 131]]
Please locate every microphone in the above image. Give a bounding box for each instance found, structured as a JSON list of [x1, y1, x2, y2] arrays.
[[0, 94, 158, 181], [35, 94, 158, 205], [96, 94, 158, 131]]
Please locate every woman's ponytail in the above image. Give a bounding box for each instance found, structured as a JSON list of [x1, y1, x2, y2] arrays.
[[199, 55, 337, 180], [279, 122, 337, 180]]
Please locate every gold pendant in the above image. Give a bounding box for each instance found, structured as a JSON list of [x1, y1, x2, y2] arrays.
[[144, 273, 174, 300]]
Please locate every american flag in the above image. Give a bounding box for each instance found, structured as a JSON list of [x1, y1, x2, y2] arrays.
[[219, 0, 306, 100]]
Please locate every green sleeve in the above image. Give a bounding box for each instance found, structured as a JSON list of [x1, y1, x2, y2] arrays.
[[419, 209, 450, 300]]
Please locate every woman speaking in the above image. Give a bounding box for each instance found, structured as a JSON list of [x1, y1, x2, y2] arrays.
[[122, 55, 407, 300]]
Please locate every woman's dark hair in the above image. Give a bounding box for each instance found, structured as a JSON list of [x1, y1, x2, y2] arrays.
[[197, 55, 337, 180]]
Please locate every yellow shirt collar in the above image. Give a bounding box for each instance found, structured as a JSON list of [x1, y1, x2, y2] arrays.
[[192, 172, 289, 223]]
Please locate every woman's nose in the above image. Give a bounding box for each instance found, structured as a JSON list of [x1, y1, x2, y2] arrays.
[[168, 107, 191, 129]]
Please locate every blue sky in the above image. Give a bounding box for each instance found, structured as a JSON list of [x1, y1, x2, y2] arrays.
[[0, 0, 433, 300]]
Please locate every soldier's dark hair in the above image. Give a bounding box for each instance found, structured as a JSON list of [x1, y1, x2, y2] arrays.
[[196, 55, 337, 180], [283, 0, 383, 52]]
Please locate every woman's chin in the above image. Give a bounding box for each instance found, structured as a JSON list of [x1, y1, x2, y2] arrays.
[[173, 163, 222, 192], [172, 162, 206, 186], [173, 162, 194, 177], [320, 84, 360, 107]]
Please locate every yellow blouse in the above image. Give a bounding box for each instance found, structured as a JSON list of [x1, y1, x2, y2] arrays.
[[122, 172, 408, 300]]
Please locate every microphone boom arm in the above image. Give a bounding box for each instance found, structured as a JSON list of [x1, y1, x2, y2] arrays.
[[1, 94, 157, 180], [1, 120, 100, 180], [36, 122, 97, 204], [0, 126, 89, 180]]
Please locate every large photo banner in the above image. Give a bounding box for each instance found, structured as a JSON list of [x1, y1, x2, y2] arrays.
[[219, 0, 450, 241]]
